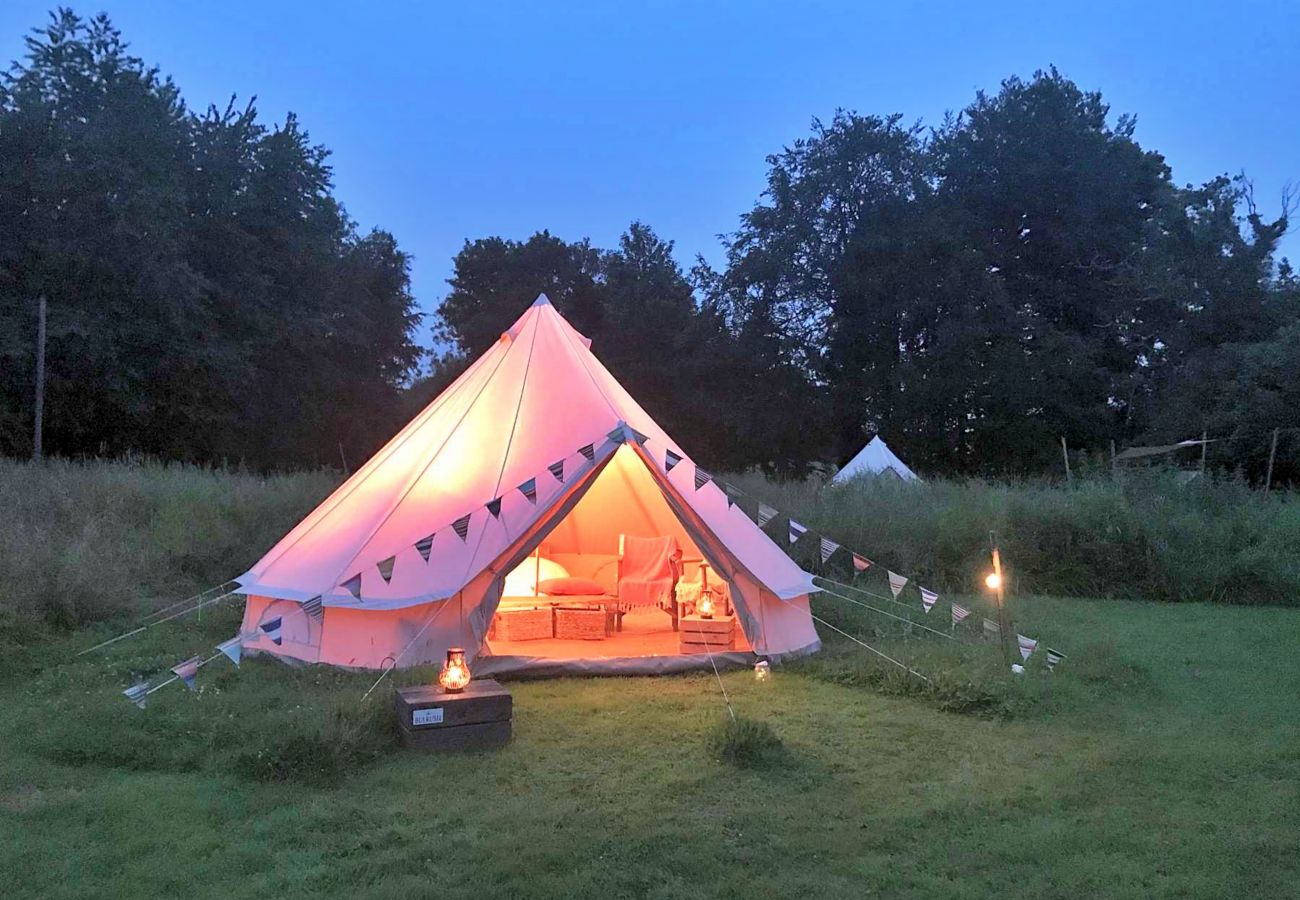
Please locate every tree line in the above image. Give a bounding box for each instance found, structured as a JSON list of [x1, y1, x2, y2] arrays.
[[2, 10, 1296, 481]]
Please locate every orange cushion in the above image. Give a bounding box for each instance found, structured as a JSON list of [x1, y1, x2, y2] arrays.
[[538, 577, 606, 596]]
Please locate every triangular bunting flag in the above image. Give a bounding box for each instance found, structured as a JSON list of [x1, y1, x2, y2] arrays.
[[724, 483, 743, 508], [452, 513, 471, 541], [852, 553, 872, 574], [888, 571, 908, 598], [919, 587, 938, 613], [819, 537, 840, 564], [123, 681, 149, 709], [664, 449, 683, 473], [342, 573, 362, 600], [757, 503, 778, 527], [548, 459, 565, 483], [171, 656, 202, 691], [260, 617, 283, 646], [983, 617, 1000, 639], [1045, 648, 1066, 671], [377, 556, 396, 583], [217, 635, 243, 666], [518, 477, 537, 505], [485, 497, 503, 519], [301, 595, 324, 623], [1017, 634, 1038, 661], [951, 603, 971, 627], [630, 428, 649, 445], [578, 443, 595, 462], [694, 467, 713, 491], [788, 519, 807, 545], [415, 534, 434, 562]]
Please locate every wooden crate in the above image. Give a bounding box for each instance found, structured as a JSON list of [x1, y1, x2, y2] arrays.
[[394, 679, 512, 751], [679, 615, 736, 654], [490, 606, 553, 641], [553, 605, 614, 640]]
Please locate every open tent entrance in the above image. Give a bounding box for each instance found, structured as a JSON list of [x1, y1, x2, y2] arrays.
[[479, 443, 753, 673]]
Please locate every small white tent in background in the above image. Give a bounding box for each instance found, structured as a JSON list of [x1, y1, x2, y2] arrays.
[[832, 436, 920, 483]]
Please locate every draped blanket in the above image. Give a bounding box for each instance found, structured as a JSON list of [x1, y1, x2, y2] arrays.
[[619, 535, 680, 608]]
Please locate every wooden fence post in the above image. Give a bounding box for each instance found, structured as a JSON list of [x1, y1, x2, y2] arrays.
[[1060, 436, 1072, 483]]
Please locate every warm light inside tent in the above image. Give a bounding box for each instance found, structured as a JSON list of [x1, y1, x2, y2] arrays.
[[438, 648, 471, 693], [984, 572, 1002, 590]]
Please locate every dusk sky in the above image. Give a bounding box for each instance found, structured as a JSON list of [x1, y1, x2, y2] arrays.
[[3, 1, 1297, 347]]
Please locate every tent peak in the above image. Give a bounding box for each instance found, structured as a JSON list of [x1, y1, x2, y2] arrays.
[[532, 293, 552, 307]]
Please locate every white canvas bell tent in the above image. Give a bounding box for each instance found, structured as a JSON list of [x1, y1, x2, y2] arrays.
[[234, 295, 821, 675], [832, 436, 920, 483]]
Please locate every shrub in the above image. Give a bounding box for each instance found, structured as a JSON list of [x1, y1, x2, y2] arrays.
[[709, 715, 787, 769]]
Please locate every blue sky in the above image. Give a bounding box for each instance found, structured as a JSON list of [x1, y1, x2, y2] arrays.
[[3, 1, 1297, 347]]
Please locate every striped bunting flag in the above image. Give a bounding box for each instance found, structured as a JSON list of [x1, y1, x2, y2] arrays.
[[819, 537, 840, 564], [983, 617, 1000, 639], [852, 553, 872, 574], [415, 534, 434, 562], [377, 556, 396, 583], [1017, 634, 1038, 661], [171, 656, 201, 691], [630, 428, 649, 445], [664, 449, 683, 473], [788, 519, 808, 545], [452, 513, 472, 542], [757, 503, 778, 527], [518, 477, 537, 504], [578, 443, 595, 462], [888, 570, 908, 599], [951, 603, 971, 627], [694, 467, 713, 491], [342, 574, 362, 600], [485, 497, 503, 519], [260, 617, 283, 646], [548, 459, 565, 483], [217, 635, 243, 666], [1045, 648, 1066, 671], [123, 681, 149, 709], [919, 587, 939, 613], [302, 595, 324, 623]]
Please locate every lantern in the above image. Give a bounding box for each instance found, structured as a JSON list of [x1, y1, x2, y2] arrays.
[[697, 592, 715, 619], [984, 572, 1002, 590], [438, 647, 471, 693], [754, 660, 771, 682]]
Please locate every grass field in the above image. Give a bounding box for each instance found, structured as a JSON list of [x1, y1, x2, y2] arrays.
[[2, 590, 1298, 899]]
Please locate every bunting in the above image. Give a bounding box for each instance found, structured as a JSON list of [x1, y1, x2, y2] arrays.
[[888, 571, 908, 599], [630, 427, 649, 445], [415, 534, 434, 562], [452, 514, 471, 542], [724, 483, 743, 508], [217, 635, 243, 666], [819, 537, 840, 564], [694, 467, 713, 491], [578, 443, 595, 462], [983, 618, 1000, 639], [919, 587, 938, 613], [951, 603, 971, 627], [260, 617, 283, 646], [757, 503, 778, 527], [302, 595, 324, 623], [123, 681, 149, 709], [518, 477, 537, 504], [548, 459, 565, 483], [852, 553, 872, 574], [171, 656, 201, 691], [664, 449, 683, 473], [342, 574, 362, 600], [1045, 648, 1066, 671], [1017, 634, 1038, 661], [377, 556, 396, 583], [788, 519, 807, 545], [485, 497, 503, 519]]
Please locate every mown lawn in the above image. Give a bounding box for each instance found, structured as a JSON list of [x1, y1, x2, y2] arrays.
[[2, 592, 1298, 899]]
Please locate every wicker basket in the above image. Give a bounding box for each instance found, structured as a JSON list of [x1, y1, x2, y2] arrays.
[[553, 606, 614, 640], [490, 606, 553, 641]]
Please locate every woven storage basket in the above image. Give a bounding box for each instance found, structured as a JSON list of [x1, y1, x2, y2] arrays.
[[553, 606, 613, 640], [490, 606, 553, 641]]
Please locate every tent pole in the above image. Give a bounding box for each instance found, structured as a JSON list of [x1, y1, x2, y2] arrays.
[[990, 531, 1013, 667]]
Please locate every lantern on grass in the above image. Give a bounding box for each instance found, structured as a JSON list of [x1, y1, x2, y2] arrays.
[[438, 647, 471, 693], [754, 660, 771, 682], [697, 592, 715, 619]]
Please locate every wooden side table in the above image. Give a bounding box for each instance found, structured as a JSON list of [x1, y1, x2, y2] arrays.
[[394, 679, 512, 751], [679, 614, 736, 654]]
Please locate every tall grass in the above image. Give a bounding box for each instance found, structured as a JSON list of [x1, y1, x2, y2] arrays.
[[728, 468, 1300, 605]]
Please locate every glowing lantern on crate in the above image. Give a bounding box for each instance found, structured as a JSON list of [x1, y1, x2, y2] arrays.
[[697, 592, 715, 619], [438, 647, 471, 693]]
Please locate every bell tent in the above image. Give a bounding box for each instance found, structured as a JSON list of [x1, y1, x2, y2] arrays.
[[832, 436, 920, 483], [234, 295, 821, 675]]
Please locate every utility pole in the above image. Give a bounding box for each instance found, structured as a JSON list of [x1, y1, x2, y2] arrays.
[[1265, 428, 1279, 494], [1060, 436, 1072, 484], [33, 295, 46, 461]]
